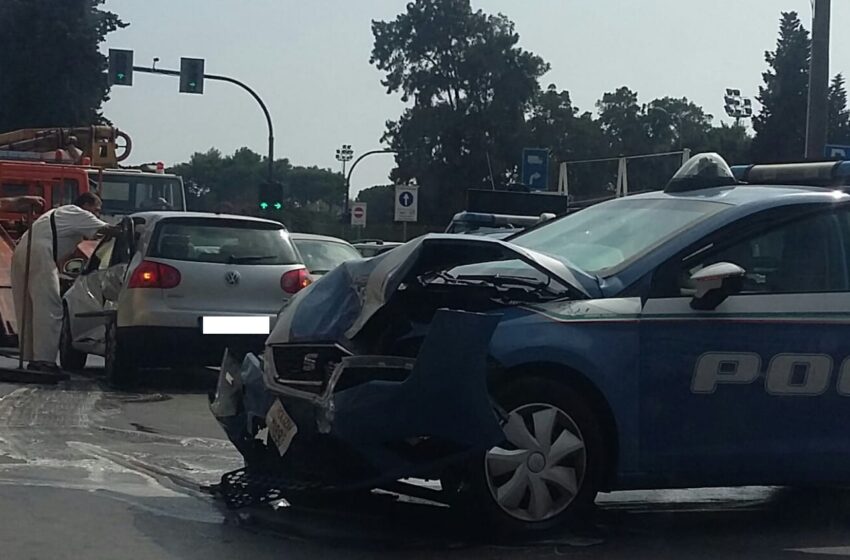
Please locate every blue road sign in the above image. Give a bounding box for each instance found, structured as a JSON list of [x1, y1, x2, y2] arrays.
[[825, 144, 850, 160], [395, 185, 418, 222], [522, 148, 549, 190]]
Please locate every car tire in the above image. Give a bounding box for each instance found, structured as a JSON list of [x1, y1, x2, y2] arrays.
[[461, 376, 607, 535], [105, 320, 136, 389], [59, 306, 87, 371]]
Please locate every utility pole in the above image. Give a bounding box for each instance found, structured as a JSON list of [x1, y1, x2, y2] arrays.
[[805, 0, 831, 160]]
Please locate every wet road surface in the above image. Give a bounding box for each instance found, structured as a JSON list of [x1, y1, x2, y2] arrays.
[[2, 359, 850, 559]]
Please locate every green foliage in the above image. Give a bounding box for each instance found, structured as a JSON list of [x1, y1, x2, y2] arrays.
[[526, 85, 608, 161], [702, 124, 752, 165], [372, 0, 764, 220], [355, 185, 396, 223], [168, 147, 344, 215], [0, 0, 127, 130], [751, 11, 811, 162], [371, 0, 549, 223], [828, 74, 850, 145], [644, 97, 713, 152], [527, 85, 748, 197], [596, 87, 649, 154]]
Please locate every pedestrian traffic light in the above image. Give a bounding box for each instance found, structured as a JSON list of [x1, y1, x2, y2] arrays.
[[180, 57, 205, 94], [108, 49, 134, 86], [258, 182, 283, 211]]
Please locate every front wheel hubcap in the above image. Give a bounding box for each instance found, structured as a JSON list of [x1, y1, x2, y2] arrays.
[[485, 403, 586, 522]]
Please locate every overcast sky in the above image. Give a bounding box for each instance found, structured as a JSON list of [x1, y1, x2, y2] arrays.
[[102, 0, 849, 195]]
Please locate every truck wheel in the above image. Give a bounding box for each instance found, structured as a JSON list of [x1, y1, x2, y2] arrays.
[[465, 376, 607, 535], [59, 306, 87, 371], [105, 320, 136, 389]]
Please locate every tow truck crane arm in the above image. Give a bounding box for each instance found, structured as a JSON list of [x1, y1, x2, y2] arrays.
[[0, 126, 132, 167]]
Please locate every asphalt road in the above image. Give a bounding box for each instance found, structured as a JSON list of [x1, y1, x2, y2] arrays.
[[2, 359, 850, 559]]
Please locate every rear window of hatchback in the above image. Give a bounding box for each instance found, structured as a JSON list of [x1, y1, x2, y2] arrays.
[[148, 217, 300, 265]]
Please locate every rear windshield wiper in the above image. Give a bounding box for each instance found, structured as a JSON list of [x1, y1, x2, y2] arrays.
[[227, 255, 277, 263]]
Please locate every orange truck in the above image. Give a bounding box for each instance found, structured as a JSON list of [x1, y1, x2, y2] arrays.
[[0, 126, 186, 346]]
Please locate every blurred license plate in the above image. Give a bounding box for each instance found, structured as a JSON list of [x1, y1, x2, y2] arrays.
[[202, 316, 271, 335], [266, 400, 298, 456]]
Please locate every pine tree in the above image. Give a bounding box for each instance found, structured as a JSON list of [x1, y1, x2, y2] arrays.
[[828, 74, 850, 145], [751, 12, 811, 162]]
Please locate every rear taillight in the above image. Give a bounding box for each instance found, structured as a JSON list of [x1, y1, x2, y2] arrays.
[[128, 260, 181, 289], [281, 268, 311, 294]]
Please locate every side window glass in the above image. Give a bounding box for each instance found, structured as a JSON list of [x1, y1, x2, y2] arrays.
[[110, 232, 135, 266], [679, 212, 845, 295], [85, 239, 116, 273], [835, 209, 850, 286], [1, 182, 44, 198], [51, 179, 79, 208]]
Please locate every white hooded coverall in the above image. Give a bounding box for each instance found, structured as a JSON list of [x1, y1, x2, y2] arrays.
[[12, 205, 107, 362]]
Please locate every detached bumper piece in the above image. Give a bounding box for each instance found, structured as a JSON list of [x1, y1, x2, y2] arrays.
[[216, 467, 336, 510]]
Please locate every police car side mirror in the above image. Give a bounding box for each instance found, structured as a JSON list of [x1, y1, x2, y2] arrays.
[[690, 262, 745, 311], [63, 258, 85, 277]]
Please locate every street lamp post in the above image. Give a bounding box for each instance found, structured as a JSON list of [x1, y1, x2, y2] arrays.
[[343, 149, 400, 217], [723, 88, 753, 127]]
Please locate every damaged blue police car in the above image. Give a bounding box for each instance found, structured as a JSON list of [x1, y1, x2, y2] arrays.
[[211, 153, 850, 534]]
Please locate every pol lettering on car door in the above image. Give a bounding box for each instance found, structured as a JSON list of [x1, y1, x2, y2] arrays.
[[691, 352, 850, 396]]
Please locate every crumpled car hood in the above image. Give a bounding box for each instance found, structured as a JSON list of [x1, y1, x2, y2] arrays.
[[269, 233, 599, 346]]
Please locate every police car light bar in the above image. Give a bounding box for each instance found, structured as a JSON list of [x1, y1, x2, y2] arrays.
[[732, 161, 850, 188]]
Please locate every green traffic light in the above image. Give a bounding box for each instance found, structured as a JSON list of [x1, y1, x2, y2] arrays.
[[117, 72, 125, 81], [259, 202, 269, 210], [273, 202, 282, 210]]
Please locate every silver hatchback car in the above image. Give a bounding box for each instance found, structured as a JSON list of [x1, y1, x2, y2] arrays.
[[60, 212, 309, 385]]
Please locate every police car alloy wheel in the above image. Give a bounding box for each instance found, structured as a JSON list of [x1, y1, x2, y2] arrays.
[[470, 376, 606, 532], [485, 402, 587, 522]]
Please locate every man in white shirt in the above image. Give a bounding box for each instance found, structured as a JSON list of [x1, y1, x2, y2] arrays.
[[12, 192, 118, 372]]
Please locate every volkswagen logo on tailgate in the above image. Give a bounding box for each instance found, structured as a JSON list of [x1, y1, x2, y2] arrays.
[[224, 271, 241, 286]]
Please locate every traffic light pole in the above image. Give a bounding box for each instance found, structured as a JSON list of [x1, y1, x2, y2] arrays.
[[132, 65, 275, 182]]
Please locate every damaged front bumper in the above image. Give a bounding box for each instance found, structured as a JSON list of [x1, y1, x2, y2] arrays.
[[210, 309, 506, 500]]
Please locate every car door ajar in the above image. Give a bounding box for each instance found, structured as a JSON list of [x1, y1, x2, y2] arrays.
[[65, 238, 116, 354], [638, 206, 850, 487]]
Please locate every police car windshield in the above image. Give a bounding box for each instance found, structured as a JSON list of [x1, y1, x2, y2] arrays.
[[511, 198, 728, 274]]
